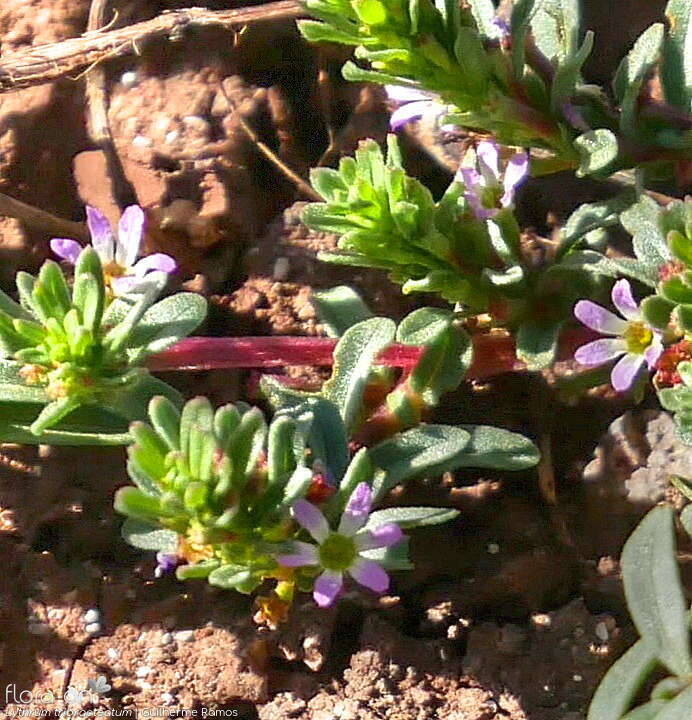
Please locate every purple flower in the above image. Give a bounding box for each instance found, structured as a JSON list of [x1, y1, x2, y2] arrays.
[[385, 85, 452, 131], [154, 552, 180, 578], [574, 279, 664, 392], [51, 205, 176, 295], [456, 140, 529, 220], [276, 482, 403, 608]]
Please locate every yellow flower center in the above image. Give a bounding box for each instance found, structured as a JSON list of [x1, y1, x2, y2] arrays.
[[623, 322, 653, 355]]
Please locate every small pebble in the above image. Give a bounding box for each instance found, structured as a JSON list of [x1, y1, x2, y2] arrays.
[[120, 71, 138, 89], [85, 622, 102, 636], [136, 666, 152, 679], [132, 135, 152, 148], [160, 632, 173, 646], [27, 622, 51, 636], [161, 692, 176, 705], [174, 630, 195, 643], [165, 130, 180, 144], [273, 257, 290, 281], [84, 608, 100, 624], [572, 674, 583, 682], [107, 648, 120, 660], [487, 542, 500, 554], [595, 621, 609, 642]]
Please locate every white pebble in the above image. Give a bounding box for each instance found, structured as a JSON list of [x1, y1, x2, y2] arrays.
[[135, 666, 152, 678], [487, 542, 500, 554], [273, 257, 290, 281], [132, 135, 152, 148], [174, 630, 195, 643], [107, 648, 120, 660], [595, 621, 609, 642], [84, 608, 100, 624], [572, 674, 583, 682], [120, 71, 138, 89], [160, 632, 173, 646], [182, 115, 209, 133], [85, 622, 102, 636], [161, 692, 176, 705], [165, 130, 180, 144]]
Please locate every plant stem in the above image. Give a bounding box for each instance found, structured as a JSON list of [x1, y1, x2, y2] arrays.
[[147, 327, 595, 380]]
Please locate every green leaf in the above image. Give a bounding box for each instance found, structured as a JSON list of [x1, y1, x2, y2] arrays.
[[370, 424, 470, 499], [468, 0, 502, 39], [662, 0, 692, 111], [38, 261, 71, 321], [0, 287, 31, 321], [365, 506, 459, 529], [641, 295, 675, 329], [650, 685, 692, 719], [208, 564, 254, 591], [126, 293, 207, 359], [668, 229, 692, 266], [216, 407, 266, 497], [148, 395, 181, 452], [550, 31, 594, 111], [267, 415, 297, 488], [621, 506, 691, 676], [114, 486, 171, 522], [574, 129, 619, 177], [326, 447, 373, 519], [297, 19, 361, 45], [0, 359, 48, 403], [511, 0, 538, 77], [622, 700, 670, 719], [121, 518, 178, 552], [176, 559, 220, 579], [103, 283, 160, 353], [361, 537, 413, 570], [397, 308, 471, 404], [278, 465, 314, 509], [30, 396, 81, 435], [531, 0, 580, 61], [681, 504, 692, 537], [516, 321, 561, 370], [587, 639, 659, 720], [621, 196, 672, 269], [310, 286, 373, 337], [323, 316, 396, 431], [456, 425, 540, 470]]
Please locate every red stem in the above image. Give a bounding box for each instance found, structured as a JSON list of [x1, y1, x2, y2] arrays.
[[147, 327, 596, 380]]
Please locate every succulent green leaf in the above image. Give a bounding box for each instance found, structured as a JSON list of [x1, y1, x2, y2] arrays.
[[574, 129, 619, 177], [208, 565, 256, 592], [587, 638, 659, 720], [456, 425, 540, 470], [370, 424, 471, 499], [621, 506, 691, 676], [323, 316, 396, 431], [361, 537, 413, 570], [550, 31, 594, 111], [326, 447, 373, 519], [310, 286, 373, 337], [176, 560, 220, 579], [148, 395, 181, 452], [267, 415, 298, 488], [681, 504, 692, 537], [510, 0, 538, 77], [114, 486, 172, 521], [30, 396, 81, 435], [649, 685, 692, 719], [468, 0, 502, 39], [516, 321, 561, 370], [621, 196, 672, 269], [531, 0, 580, 61], [126, 293, 207, 359], [641, 295, 675, 329], [365, 506, 459, 529], [662, 0, 692, 111], [121, 518, 178, 552], [621, 700, 671, 719]]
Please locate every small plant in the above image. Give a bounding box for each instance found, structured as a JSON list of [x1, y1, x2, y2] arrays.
[[0, 205, 207, 443], [587, 505, 692, 719], [115, 316, 539, 619]]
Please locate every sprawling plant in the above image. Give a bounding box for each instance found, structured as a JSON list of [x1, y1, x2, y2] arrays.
[[115, 315, 539, 621], [0, 206, 207, 443], [588, 504, 692, 719]]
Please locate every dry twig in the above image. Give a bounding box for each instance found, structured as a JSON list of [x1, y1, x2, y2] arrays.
[[0, 1, 305, 94], [0, 192, 88, 241]]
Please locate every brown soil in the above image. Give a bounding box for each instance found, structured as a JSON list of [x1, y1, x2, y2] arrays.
[[0, 1, 689, 719]]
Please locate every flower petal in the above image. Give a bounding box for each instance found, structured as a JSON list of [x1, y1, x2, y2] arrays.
[[476, 140, 500, 181], [86, 206, 114, 262], [313, 570, 343, 607], [644, 333, 664, 369], [354, 523, 403, 551], [338, 482, 373, 536], [385, 85, 431, 103], [292, 499, 330, 543], [348, 557, 390, 594], [131, 253, 177, 276], [50, 238, 82, 265], [276, 541, 319, 568], [116, 205, 145, 268], [611, 352, 645, 392], [500, 152, 529, 207], [574, 300, 627, 335], [611, 279, 640, 321], [389, 100, 433, 130], [574, 338, 626, 366]]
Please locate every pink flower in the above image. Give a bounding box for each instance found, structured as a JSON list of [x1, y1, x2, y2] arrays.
[[51, 205, 176, 295], [456, 140, 528, 220], [276, 482, 403, 607], [574, 279, 663, 392], [385, 85, 452, 131]]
